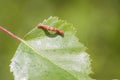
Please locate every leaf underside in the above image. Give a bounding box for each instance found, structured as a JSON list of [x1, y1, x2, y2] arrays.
[[10, 16, 93, 80]]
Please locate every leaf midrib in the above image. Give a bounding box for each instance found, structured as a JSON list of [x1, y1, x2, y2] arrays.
[[21, 40, 78, 80]]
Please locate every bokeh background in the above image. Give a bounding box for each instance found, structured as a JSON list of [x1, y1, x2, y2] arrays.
[[0, 0, 120, 80]]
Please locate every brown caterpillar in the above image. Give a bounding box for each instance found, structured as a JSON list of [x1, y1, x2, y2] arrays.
[[37, 23, 64, 35]]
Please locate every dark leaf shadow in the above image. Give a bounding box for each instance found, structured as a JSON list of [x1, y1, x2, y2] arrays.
[[41, 28, 64, 38]]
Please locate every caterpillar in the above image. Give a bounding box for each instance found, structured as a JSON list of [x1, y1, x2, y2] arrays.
[[37, 23, 64, 35]]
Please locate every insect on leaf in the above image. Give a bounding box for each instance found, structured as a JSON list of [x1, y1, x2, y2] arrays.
[[10, 16, 94, 80]]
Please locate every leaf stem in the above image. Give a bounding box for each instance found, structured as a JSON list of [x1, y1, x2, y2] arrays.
[[0, 26, 23, 42]]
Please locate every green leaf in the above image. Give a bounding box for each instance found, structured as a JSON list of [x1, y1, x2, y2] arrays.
[[10, 16, 93, 80]]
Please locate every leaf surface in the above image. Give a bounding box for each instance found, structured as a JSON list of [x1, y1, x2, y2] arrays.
[[10, 17, 93, 80]]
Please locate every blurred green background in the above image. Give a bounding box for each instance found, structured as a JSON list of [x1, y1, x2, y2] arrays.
[[0, 0, 120, 80]]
